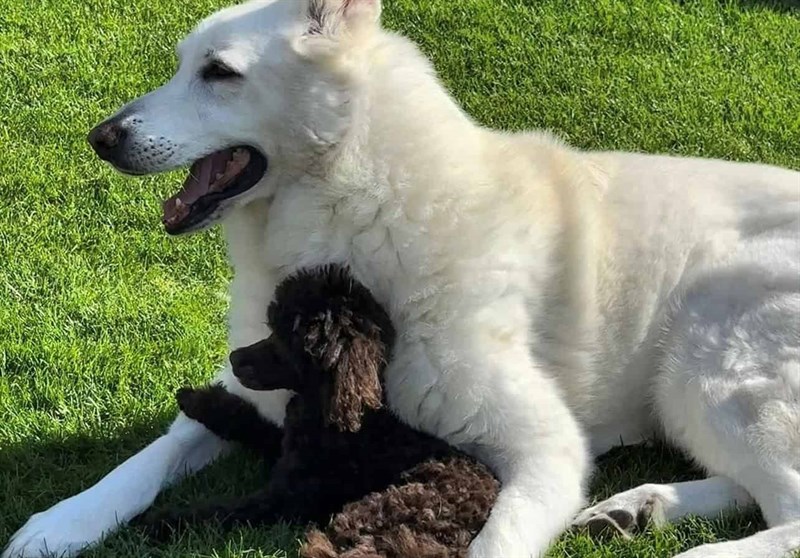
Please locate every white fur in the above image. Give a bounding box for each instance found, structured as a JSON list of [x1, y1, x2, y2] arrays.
[[573, 477, 755, 530], [5, 1, 800, 557], [673, 522, 800, 558]]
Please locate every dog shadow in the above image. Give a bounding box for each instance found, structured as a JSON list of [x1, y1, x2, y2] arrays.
[[589, 441, 705, 500], [0, 412, 303, 557], [1, 423, 762, 557], [0, 415, 170, 542]]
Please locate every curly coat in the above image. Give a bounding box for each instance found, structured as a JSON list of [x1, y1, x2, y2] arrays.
[[139, 266, 499, 557]]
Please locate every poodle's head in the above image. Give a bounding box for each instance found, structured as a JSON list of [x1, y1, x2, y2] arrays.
[[230, 266, 395, 432]]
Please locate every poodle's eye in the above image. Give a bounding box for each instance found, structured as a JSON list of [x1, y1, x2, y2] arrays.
[[201, 60, 242, 81]]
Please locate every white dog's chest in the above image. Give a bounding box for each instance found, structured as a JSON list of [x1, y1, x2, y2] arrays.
[[261, 185, 465, 316]]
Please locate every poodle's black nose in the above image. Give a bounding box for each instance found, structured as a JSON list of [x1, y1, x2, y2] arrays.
[[230, 347, 263, 390], [229, 347, 250, 371], [230, 339, 281, 388], [229, 337, 301, 392]]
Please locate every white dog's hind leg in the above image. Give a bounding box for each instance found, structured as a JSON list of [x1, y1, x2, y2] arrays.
[[653, 277, 800, 558], [572, 476, 754, 537], [672, 467, 800, 558], [2, 414, 228, 558]]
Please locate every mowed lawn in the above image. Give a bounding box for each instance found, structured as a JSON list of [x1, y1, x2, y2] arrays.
[[1, 0, 799, 557]]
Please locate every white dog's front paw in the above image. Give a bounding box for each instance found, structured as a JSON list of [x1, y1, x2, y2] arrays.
[[571, 484, 667, 539], [3, 499, 115, 558]]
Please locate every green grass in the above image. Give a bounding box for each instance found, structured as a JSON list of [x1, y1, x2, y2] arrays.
[[1, 0, 799, 556]]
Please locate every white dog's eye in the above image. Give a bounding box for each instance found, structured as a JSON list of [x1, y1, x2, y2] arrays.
[[201, 60, 242, 81]]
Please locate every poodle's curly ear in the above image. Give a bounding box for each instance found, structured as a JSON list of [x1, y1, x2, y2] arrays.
[[305, 312, 386, 433], [279, 265, 394, 431], [328, 334, 385, 432]]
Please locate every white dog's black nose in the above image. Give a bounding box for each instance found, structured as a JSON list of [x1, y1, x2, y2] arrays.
[[87, 120, 128, 163]]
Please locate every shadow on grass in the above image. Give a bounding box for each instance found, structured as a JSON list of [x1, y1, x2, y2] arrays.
[[587, 441, 765, 541], [0, 413, 174, 541], [590, 441, 704, 498], [0, 424, 764, 557], [0, 412, 301, 557]]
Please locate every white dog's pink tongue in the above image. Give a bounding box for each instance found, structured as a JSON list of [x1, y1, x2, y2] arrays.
[[162, 149, 234, 228]]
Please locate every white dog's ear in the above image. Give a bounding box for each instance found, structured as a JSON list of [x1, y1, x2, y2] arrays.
[[298, 0, 381, 57]]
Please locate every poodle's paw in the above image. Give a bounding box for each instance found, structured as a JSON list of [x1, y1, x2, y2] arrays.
[[572, 485, 664, 540], [176, 385, 212, 419], [3, 500, 113, 558]]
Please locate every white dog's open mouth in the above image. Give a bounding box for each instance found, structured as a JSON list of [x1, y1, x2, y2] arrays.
[[162, 146, 268, 235]]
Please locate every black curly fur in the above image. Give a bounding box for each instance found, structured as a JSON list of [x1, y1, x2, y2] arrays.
[[138, 266, 498, 556], [267, 266, 393, 339], [176, 384, 282, 456]]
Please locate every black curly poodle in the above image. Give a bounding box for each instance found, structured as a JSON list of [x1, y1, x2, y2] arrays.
[[139, 266, 499, 558]]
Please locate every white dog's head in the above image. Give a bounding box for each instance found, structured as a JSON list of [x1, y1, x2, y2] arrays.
[[88, 0, 382, 235]]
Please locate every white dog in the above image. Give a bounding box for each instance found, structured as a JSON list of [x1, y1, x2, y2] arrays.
[[5, 1, 799, 557]]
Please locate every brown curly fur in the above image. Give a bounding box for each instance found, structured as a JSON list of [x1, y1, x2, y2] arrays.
[[138, 266, 499, 557], [301, 457, 499, 558]]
